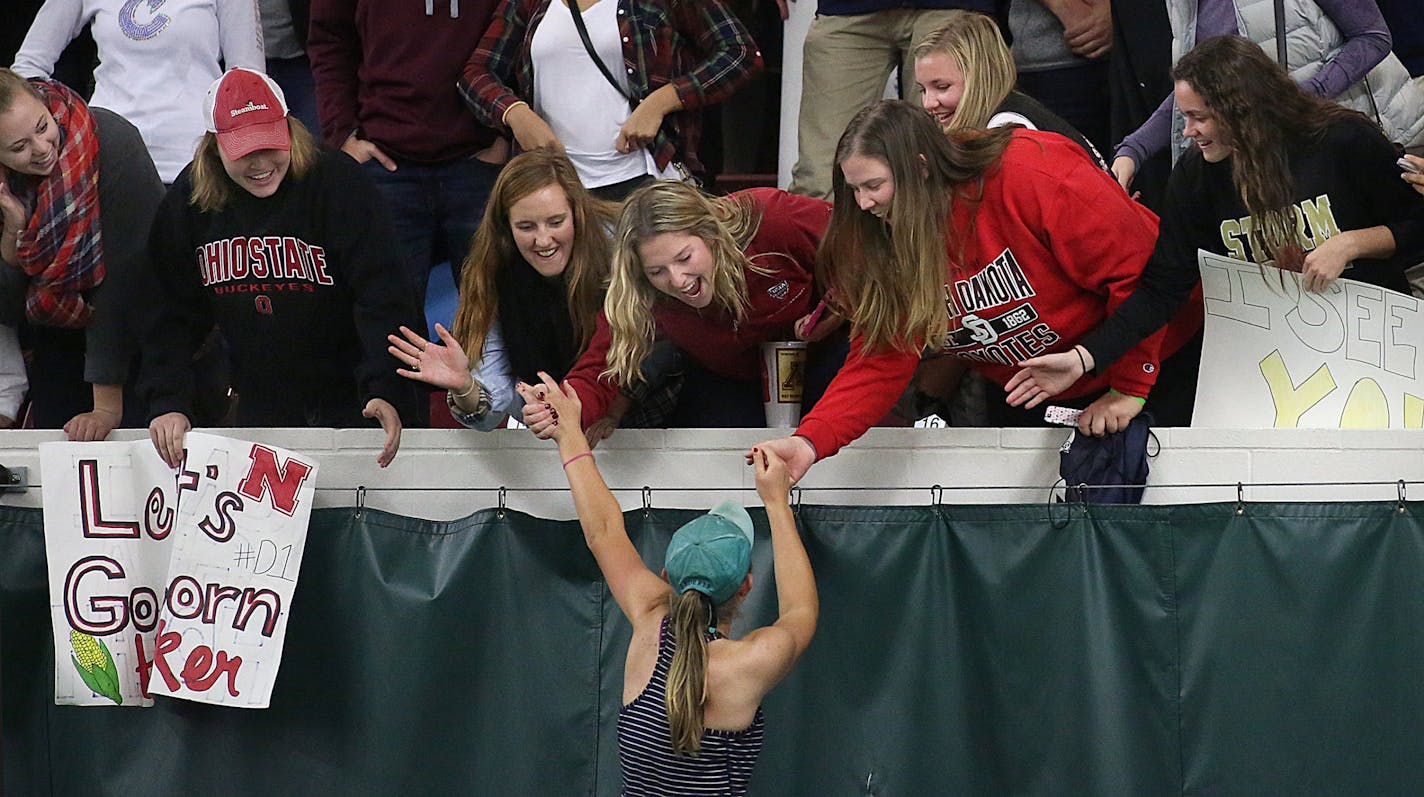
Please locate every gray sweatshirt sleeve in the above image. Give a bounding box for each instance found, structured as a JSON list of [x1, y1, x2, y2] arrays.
[[83, 109, 165, 386]]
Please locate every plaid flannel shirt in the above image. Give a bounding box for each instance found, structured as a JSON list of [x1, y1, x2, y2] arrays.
[[458, 0, 762, 174]]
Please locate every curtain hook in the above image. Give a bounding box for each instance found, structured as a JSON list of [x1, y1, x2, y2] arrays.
[[354, 485, 366, 519], [642, 485, 653, 516], [790, 485, 802, 516], [1235, 482, 1245, 516], [930, 484, 943, 507], [497, 486, 507, 519], [1398, 479, 1408, 514]]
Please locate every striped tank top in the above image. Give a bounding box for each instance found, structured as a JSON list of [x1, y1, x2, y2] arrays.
[[617, 617, 766, 796]]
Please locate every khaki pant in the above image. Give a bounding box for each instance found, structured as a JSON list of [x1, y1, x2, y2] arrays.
[[789, 8, 966, 199]]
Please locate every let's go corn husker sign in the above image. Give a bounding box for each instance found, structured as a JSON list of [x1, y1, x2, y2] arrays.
[[40, 433, 317, 709]]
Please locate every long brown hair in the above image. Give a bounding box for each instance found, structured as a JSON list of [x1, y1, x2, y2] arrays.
[[604, 181, 763, 385], [450, 148, 618, 367], [665, 587, 745, 755], [1172, 36, 1366, 266], [820, 100, 1013, 354], [189, 117, 319, 213]]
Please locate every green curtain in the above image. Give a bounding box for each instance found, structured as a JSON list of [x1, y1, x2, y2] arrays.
[[4, 501, 1423, 796]]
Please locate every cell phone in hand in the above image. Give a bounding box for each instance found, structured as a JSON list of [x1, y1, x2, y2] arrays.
[[1398, 157, 1422, 175], [803, 298, 828, 331], [1044, 405, 1083, 426]]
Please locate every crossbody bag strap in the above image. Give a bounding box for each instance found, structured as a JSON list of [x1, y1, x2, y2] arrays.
[[566, 0, 634, 103], [1273, 0, 1288, 68]]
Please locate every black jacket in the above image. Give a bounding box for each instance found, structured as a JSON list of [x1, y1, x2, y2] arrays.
[[141, 147, 425, 427]]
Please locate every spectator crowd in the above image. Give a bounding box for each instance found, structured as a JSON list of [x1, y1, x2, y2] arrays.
[[5, 0, 1424, 790], [1, 0, 1420, 470]]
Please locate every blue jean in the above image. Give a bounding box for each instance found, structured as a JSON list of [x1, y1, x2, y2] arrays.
[[266, 55, 321, 136], [361, 156, 501, 307]]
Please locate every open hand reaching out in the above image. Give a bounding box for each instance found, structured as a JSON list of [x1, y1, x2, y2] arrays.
[[389, 323, 472, 392]]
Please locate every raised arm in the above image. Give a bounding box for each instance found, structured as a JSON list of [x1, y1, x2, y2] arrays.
[[740, 447, 818, 687], [519, 372, 670, 626]]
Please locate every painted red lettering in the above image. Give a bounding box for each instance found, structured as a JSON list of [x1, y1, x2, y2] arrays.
[[78, 459, 140, 538], [236, 445, 312, 516]]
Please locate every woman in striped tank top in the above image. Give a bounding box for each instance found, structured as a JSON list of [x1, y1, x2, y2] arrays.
[[517, 371, 819, 796]]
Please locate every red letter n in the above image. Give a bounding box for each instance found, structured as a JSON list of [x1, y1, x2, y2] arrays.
[[236, 445, 312, 517]]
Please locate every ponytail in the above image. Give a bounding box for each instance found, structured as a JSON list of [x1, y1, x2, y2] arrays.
[[666, 589, 713, 755]]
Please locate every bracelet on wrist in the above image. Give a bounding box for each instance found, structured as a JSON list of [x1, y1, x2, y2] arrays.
[[562, 451, 593, 469], [1074, 345, 1089, 376], [446, 382, 492, 420], [452, 376, 478, 399], [1108, 388, 1148, 406]]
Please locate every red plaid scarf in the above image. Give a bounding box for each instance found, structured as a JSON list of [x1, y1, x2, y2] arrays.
[[10, 79, 103, 328]]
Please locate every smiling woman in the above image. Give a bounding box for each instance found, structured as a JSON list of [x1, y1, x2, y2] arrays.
[[521, 181, 838, 435], [139, 68, 426, 470], [911, 10, 1105, 168], [1009, 36, 1424, 427], [0, 94, 59, 177], [750, 99, 1170, 482], [386, 148, 621, 434], [0, 68, 164, 440]]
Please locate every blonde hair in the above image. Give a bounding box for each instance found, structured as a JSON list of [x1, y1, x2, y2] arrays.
[[665, 587, 745, 755], [822, 100, 1013, 354], [189, 117, 318, 213], [603, 181, 763, 385], [450, 148, 618, 364], [912, 11, 1017, 130]]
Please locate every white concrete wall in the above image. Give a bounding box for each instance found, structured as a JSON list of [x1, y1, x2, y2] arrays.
[[2, 427, 1421, 520]]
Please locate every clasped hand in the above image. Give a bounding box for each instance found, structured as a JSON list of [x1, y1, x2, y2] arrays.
[[517, 371, 582, 442]]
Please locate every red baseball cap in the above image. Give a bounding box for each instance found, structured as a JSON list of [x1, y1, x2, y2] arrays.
[[204, 68, 290, 161]]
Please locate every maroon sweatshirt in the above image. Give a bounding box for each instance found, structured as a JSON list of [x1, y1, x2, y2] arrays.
[[308, 0, 502, 163], [568, 188, 831, 426]]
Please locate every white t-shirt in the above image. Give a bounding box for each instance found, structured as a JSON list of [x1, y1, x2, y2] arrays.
[[530, 0, 669, 188], [14, 0, 264, 183], [987, 111, 1038, 130]]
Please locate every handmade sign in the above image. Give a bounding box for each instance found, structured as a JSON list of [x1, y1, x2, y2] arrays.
[[40, 433, 317, 708], [1195, 251, 1423, 428]]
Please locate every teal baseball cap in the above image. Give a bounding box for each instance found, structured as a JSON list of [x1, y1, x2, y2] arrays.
[[664, 501, 755, 605]]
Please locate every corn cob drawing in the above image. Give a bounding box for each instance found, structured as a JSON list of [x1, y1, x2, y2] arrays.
[[69, 630, 123, 705]]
